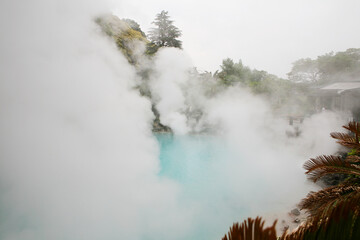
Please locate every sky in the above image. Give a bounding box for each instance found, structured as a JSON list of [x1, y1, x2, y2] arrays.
[[114, 0, 360, 77]]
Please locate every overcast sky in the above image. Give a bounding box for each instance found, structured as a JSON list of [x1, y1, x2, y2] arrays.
[[114, 0, 360, 77]]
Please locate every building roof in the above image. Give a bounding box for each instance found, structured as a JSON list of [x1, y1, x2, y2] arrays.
[[321, 82, 360, 91]]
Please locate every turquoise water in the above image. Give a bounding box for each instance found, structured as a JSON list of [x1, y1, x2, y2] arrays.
[[155, 133, 248, 240], [157, 133, 222, 182]]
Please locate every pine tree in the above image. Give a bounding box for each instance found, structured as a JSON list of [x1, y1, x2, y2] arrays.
[[148, 10, 182, 49]]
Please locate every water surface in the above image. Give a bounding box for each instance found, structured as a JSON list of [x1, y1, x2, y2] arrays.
[[155, 133, 248, 240]]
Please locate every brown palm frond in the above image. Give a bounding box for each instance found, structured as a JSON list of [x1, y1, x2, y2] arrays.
[[343, 121, 360, 137], [345, 155, 360, 164], [222, 122, 360, 240], [299, 184, 360, 216], [303, 155, 360, 182], [222, 217, 277, 240], [307, 190, 360, 238], [281, 191, 360, 240], [330, 132, 360, 149], [330, 121, 360, 152]]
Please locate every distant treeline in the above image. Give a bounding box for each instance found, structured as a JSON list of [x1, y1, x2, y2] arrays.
[[95, 13, 360, 120]]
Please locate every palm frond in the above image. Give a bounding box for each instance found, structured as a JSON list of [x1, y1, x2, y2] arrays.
[[330, 121, 360, 152], [345, 155, 360, 164], [283, 191, 360, 240], [330, 132, 359, 149], [303, 155, 360, 182], [343, 121, 360, 137], [299, 184, 360, 216], [222, 121, 360, 240], [222, 217, 277, 240]]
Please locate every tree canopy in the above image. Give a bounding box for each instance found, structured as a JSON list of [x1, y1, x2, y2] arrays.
[[288, 48, 360, 84], [148, 10, 182, 50]]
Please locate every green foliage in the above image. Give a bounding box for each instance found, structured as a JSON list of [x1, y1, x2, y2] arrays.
[[217, 58, 284, 94], [115, 28, 148, 64], [317, 48, 360, 83], [145, 42, 160, 55], [216, 58, 307, 114], [217, 58, 251, 86], [287, 58, 319, 83], [288, 48, 360, 84], [122, 18, 146, 37], [348, 149, 358, 156], [95, 15, 149, 65], [148, 10, 182, 49]]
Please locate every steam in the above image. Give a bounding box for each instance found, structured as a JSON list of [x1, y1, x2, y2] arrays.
[[147, 48, 347, 232], [0, 1, 349, 240], [150, 48, 193, 134], [0, 1, 191, 240]]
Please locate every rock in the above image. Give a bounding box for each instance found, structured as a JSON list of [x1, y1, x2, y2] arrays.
[[290, 208, 301, 216], [293, 218, 300, 223]]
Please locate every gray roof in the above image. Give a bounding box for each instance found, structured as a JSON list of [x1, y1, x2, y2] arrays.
[[321, 82, 360, 90]]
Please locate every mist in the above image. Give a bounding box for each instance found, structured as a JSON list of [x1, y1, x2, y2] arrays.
[[0, 1, 192, 239], [150, 48, 193, 135], [0, 1, 349, 240], [148, 48, 347, 234]]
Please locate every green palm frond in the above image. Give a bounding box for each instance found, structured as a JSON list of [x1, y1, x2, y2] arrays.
[[222, 217, 277, 240], [303, 155, 360, 182]]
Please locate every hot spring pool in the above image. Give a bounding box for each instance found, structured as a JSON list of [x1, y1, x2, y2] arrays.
[[155, 133, 250, 240]]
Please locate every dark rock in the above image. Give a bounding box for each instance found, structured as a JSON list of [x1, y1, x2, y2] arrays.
[[151, 104, 172, 133], [290, 208, 300, 216]]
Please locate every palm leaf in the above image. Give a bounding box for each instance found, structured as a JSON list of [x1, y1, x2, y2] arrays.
[[305, 190, 360, 239], [299, 184, 360, 216], [281, 191, 360, 240], [222, 217, 277, 240], [345, 155, 360, 164], [330, 132, 359, 149], [330, 121, 360, 152], [303, 155, 360, 182], [222, 121, 360, 240], [343, 121, 360, 137]]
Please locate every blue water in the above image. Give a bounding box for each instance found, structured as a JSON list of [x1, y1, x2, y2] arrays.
[[157, 133, 222, 182], [155, 133, 249, 240]]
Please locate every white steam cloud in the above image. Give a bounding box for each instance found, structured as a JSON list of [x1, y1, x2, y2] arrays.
[[0, 1, 191, 240], [150, 48, 193, 135], [0, 1, 349, 240], [147, 49, 347, 233]]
